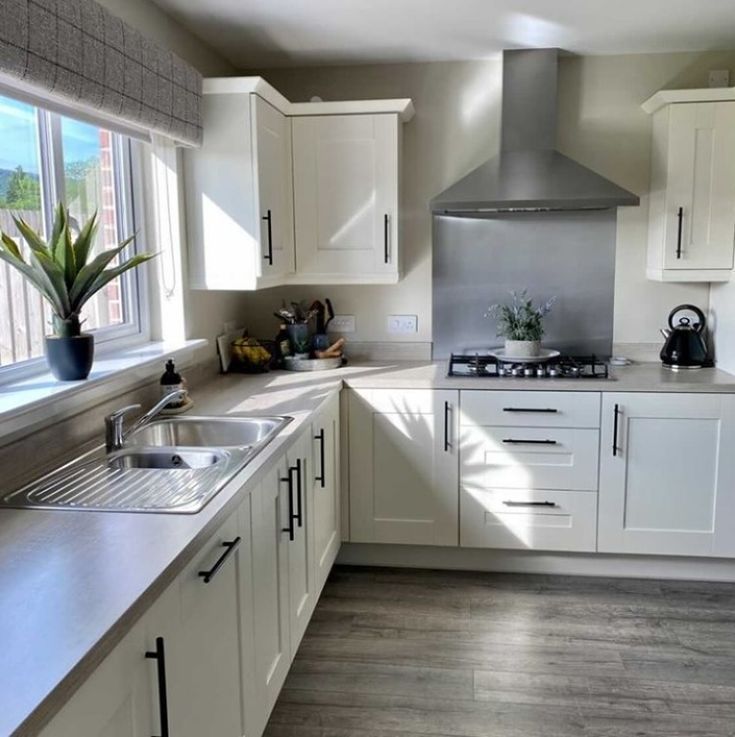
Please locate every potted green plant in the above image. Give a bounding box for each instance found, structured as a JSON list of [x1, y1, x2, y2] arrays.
[[0, 204, 155, 381], [486, 290, 555, 358]]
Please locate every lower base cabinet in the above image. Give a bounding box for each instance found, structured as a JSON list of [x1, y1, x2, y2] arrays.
[[167, 514, 245, 737], [349, 388, 459, 545], [40, 396, 342, 737], [286, 431, 318, 655], [598, 392, 735, 557], [461, 487, 598, 552], [249, 459, 292, 734], [312, 393, 341, 593]]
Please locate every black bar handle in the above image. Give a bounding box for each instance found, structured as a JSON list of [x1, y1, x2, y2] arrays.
[[314, 429, 326, 488], [443, 401, 451, 452], [295, 458, 303, 528], [198, 537, 241, 583], [503, 500, 558, 508], [502, 439, 558, 445], [503, 407, 558, 413], [281, 467, 295, 541], [384, 213, 390, 263], [262, 209, 273, 265], [146, 637, 170, 737], [676, 206, 683, 259], [613, 403, 620, 457]]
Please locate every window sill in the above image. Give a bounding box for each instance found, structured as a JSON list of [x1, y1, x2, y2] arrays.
[[0, 339, 209, 444]]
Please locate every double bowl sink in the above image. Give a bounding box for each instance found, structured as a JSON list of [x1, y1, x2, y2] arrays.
[[1, 416, 291, 514]]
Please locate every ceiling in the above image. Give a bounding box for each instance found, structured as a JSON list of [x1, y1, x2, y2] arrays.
[[152, 0, 735, 69]]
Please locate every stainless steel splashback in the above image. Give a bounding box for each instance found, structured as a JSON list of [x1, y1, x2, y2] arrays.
[[432, 210, 617, 358]]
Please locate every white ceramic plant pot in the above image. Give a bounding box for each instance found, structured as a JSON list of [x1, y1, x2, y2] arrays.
[[504, 339, 541, 358]]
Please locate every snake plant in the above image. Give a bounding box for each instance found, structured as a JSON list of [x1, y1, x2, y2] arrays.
[[0, 204, 155, 338]]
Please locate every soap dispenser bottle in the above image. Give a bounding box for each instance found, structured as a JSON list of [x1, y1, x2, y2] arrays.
[[161, 359, 186, 408]]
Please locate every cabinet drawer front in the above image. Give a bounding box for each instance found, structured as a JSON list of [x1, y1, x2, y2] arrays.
[[461, 488, 597, 552], [461, 426, 599, 491], [461, 391, 600, 428]]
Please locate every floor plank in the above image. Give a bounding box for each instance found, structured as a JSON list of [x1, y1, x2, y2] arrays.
[[265, 566, 735, 737]]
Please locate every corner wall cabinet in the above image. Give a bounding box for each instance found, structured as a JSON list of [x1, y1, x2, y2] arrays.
[[643, 89, 735, 282], [292, 114, 401, 283], [185, 77, 413, 290]]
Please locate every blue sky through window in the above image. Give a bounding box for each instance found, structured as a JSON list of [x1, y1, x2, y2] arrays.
[[0, 96, 39, 172], [0, 94, 100, 173]]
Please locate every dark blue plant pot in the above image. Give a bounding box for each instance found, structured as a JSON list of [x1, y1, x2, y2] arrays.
[[45, 334, 94, 381]]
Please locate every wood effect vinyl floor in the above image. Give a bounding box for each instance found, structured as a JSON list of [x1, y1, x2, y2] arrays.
[[264, 566, 735, 737]]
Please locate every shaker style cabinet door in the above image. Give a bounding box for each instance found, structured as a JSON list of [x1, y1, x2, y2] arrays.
[[598, 393, 735, 557], [166, 515, 244, 737], [349, 389, 459, 546], [252, 94, 296, 279], [37, 588, 178, 737], [184, 90, 294, 290], [648, 101, 735, 279], [311, 393, 341, 593], [286, 431, 318, 655], [292, 114, 400, 283], [250, 461, 293, 733]]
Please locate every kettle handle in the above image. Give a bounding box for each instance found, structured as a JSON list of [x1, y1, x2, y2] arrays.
[[668, 304, 706, 333]]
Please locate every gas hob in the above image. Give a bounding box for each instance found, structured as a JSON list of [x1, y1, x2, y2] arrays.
[[448, 353, 609, 380]]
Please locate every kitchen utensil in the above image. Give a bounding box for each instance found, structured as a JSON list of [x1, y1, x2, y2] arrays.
[[310, 300, 326, 334], [660, 304, 710, 369], [325, 298, 335, 331]]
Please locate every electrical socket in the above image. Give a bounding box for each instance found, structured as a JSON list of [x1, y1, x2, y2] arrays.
[[329, 315, 356, 333], [387, 315, 418, 334]]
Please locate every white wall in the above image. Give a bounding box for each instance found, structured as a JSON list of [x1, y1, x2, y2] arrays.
[[235, 51, 735, 355]]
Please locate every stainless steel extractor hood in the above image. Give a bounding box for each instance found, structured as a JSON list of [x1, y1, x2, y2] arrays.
[[431, 49, 640, 214]]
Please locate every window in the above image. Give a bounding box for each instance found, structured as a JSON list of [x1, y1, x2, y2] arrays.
[[0, 93, 144, 372]]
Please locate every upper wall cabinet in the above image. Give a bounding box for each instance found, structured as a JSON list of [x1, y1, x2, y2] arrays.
[[644, 90, 735, 282], [184, 83, 295, 290], [184, 78, 413, 291], [292, 114, 401, 283]]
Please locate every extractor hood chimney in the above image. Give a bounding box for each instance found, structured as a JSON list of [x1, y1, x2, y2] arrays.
[[431, 49, 640, 214]]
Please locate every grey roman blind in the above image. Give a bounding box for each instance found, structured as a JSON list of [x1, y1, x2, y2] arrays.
[[0, 0, 202, 146]]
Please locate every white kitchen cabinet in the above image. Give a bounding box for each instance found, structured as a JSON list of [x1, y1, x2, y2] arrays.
[[37, 618, 158, 737], [166, 514, 244, 737], [349, 389, 459, 546], [250, 460, 292, 733], [461, 487, 598, 552], [185, 88, 295, 290], [461, 425, 599, 491], [292, 114, 401, 283], [38, 583, 180, 737], [646, 101, 735, 281], [286, 431, 318, 654], [311, 393, 341, 593], [598, 393, 735, 557]]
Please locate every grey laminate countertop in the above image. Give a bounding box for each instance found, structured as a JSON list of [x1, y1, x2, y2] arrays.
[[336, 359, 735, 392], [2, 359, 734, 736]]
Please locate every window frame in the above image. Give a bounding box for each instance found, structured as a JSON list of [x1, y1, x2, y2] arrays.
[[0, 98, 150, 384]]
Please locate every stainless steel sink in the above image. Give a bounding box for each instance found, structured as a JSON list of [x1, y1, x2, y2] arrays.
[[1, 415, 292, 514], [108, 447, 228, 470], [125, 416, 289, 449]]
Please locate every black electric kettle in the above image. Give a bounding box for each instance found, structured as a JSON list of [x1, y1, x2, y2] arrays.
[[660, 304, 710, 369]]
